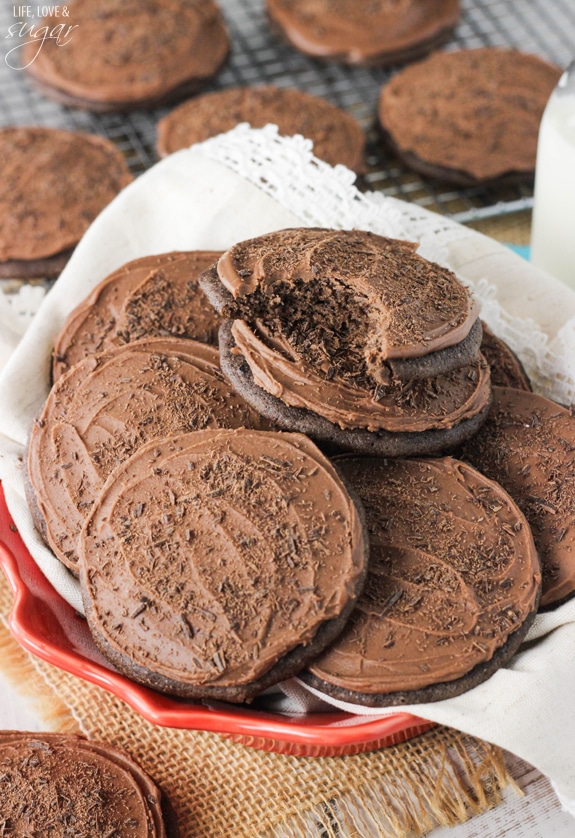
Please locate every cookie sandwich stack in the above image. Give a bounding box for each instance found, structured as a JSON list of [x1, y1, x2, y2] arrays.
[[199, 228, 491, 458]]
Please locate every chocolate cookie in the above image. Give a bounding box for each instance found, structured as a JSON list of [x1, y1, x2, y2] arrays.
[[480, 322, 531, 391], [23, 0, 229, 111], [157, 86, 366, 172], [266, 0, 461, 66], [52, 251, 222, 382], [458, 386, 575, 609], [0, 127, 133, 279], [200, 229, 482, 383], [27, 338, 269, 574], [0, 732, 177, 837], [199, 228, 490, 456], [219, 318, 491, 457], [378, 48, 562, 185], [78, 428, 368, 702], [301, 456, 541, 706]]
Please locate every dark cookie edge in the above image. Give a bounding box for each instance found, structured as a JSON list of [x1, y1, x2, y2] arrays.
[[480, 321, 532, 392], [79, 464, 370, 704], [378, 122, 536, 187], [0, 248, 73, 280], [24, 51, 229, 113], [218, 318, 492, 457], [200, 264, 484, 382], [299, 600, 540, 707]]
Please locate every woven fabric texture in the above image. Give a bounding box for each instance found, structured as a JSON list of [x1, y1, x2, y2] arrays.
[[0, 570, 516, 838]]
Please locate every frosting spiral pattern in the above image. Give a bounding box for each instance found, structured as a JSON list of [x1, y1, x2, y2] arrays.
[[53, 251, 222, 381], [79, 429, 367, 701], [305, 456, 541, 704], [27, 338, 266, 572]]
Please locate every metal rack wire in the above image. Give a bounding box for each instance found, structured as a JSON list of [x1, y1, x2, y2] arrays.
[[1, 0, 574, 223]]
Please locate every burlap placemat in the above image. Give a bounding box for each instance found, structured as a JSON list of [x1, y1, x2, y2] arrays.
[[0, 567, 519, 838], [0, 209, 531, 838]]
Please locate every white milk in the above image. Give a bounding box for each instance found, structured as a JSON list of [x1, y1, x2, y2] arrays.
[[531, 63, 575, 289]]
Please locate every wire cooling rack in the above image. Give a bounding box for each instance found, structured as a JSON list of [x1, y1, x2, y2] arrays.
[[1, 0, 574, 223]]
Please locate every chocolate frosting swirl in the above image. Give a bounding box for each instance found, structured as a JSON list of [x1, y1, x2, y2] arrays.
[[0, 732, 169, 837], [79, 429, 367, 699], [459, 386, 575, 608], [216, 229, 479, 367], [231, 318, 491, 432], [53, 251, 222, 381], [266, 0, 460, 65], [28, 338, 267, 572], [307, 456, 541, 697], [24, 0, 229, 108]]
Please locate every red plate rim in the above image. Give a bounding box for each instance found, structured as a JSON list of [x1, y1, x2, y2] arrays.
[[0, 482, 432, 751]]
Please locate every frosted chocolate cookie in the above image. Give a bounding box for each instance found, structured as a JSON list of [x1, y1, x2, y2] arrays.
[[200, 228, 490, 456], [78, 429, 368, 702], [27, 338, 268, 574], [266, 0, 460, 66], [0, 732, 177, 837], [201, 229, 482, 382], [0, 127, 132, 279], [480, 322, 531, 391], [157, 86, 366, 172], [378, 49, 562, 185], [219, 319, 490, 456], [459, 387, 575, 609], [52, 251, 222, 382], [23, 0, 229, 111], [301, 456, 541, 706]]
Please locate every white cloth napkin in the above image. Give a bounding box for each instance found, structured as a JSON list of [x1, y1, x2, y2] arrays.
[[1, 126, 574, 812]]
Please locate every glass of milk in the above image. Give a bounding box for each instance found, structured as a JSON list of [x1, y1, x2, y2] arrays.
[[530, 59, 575, 289]]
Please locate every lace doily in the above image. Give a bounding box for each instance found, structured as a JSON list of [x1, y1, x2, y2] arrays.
[[3, 124, 575, 405], [199, 124, 575, 405]]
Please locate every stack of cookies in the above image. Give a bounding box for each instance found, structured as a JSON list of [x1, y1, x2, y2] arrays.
[[25, 228, 554, 710], [199, 228, 491, 457], [0, 732, 178, 836]]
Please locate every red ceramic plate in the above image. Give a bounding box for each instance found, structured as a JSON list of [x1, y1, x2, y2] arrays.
[[0, 484, 434, 756]]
